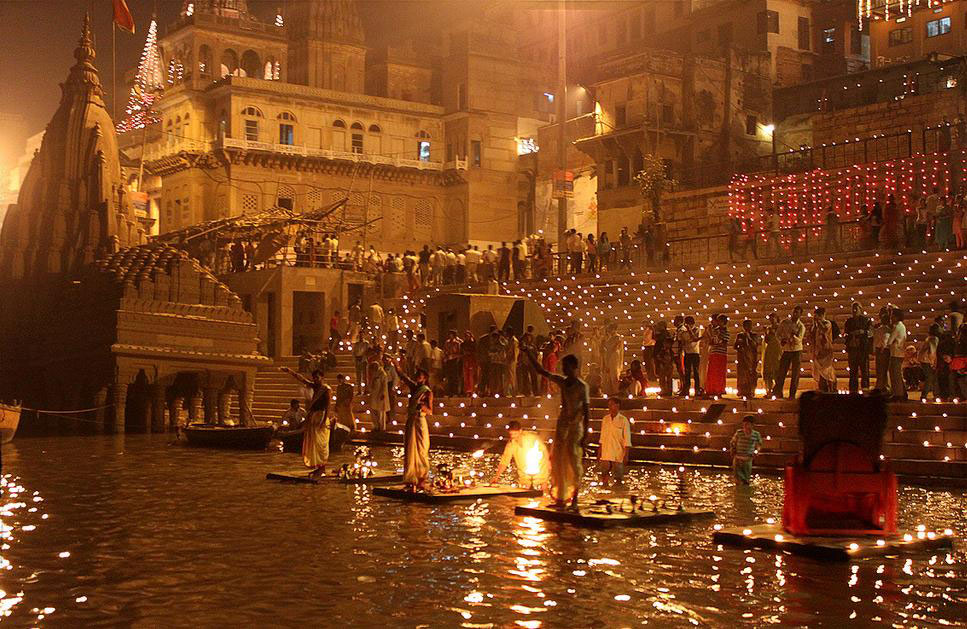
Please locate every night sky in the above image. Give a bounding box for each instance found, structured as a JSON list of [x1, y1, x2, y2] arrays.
[[0, 0, 486, 159]]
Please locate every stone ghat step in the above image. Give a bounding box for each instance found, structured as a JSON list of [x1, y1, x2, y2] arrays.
[[350, 431, 967, 481]]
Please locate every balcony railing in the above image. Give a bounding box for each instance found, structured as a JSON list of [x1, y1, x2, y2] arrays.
[[219, 137, 468, 171]]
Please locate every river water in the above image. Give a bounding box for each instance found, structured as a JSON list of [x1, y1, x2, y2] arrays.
[[0, 435, 964, 627]]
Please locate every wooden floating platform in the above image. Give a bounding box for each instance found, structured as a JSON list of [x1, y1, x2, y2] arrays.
[[265, 470, 404, 485], [712, 524, 956, 561], [372, 485, 543, 503], [514, 503, 715, 528]]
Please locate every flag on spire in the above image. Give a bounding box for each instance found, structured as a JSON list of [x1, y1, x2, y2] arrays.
[[116, 18, 164, 132], [113, 0, 136, 34]]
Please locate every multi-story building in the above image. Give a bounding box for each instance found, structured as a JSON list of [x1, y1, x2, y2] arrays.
[[124, 0, 555, 253], [869, 0, 967, 67], [658, 0, 868, 86]]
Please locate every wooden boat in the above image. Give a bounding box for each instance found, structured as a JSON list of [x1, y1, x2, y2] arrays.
[[183, 424, 274, 450], [0, 403, 21, 444]]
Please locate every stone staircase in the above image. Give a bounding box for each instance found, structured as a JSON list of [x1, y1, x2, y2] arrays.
[[246, 248, 967, 484]]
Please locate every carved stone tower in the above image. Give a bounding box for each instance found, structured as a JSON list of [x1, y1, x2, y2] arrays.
[[285, 0, 367, 93]]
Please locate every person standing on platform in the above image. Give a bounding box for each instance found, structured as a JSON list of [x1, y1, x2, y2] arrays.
[[641, 323, 656, 382], [429, 340, 445, 395], [873, 307, 892, 391], [705, 314, 730, 396], [540, 334, 562, 395], [498, 241, 512, 282], [398, 366, 433, 491], [517, 325, 539, 396], [334, 374, 356, 436], [461, 331, 478, 396], [367, 357, 390, 433], [761, 312, 781, 394], [844, 303, 872, 394], [600, 323, 625, 395], [353, 335, 370, 392], [280, 367, 332, 478], [918, 324, 940, 401], [491, 420, 550, 490], [328, 309, 343, 352], [653, 321, 676, 397], [734, 319, 760, 399], [771, 306, 805, 399], [679, 316, 702, 396], [887, 308, 908, 401], [672, 314, 686, 394], [808, 307, 837, 393], [524, 350, 589, 510], [730, 416, 762, 485], [597, 398, 632, 486], [443, 330, 463, 397]]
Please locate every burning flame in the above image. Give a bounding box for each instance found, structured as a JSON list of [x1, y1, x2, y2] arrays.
[[524, 441, 543, 477], [472, 449, 485, 459]]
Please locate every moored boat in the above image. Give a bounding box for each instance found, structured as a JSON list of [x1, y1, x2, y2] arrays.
[[183, 424, 274, 450], [0, 403, 21, 444]]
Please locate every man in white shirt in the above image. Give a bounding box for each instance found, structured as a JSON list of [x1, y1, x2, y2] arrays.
[[887, 308, 908, 400], [770, 305, 806, 399], [465, 246, 481, 282], [678, 316, 702, 396], [491, 421, 550, 489], [597, 397, 632, 485]]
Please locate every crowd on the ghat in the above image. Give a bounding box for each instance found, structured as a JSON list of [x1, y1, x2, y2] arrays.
[[309, 299, 967, 408]]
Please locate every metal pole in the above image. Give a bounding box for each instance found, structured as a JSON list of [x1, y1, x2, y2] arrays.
[[112, 23, 117, 120], [556, 0, 568, 248]]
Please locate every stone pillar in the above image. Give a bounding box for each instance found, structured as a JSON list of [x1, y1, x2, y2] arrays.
[[239, 382, 254, 427], [203, 387, 219, 424], [217, 391, 230, 425], [93, 386, 109, 433], [188, 392, 203, 424], [150, 383, 166, 433], [110, 382, 128, 433], [168, 396, 184, 431]]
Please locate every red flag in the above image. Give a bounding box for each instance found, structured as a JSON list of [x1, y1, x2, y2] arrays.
[[113, 0, 135, 33]]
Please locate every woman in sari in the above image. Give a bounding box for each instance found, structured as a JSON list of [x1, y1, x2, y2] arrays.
[[397, 365, 433, 491], [540, 335, 562, 395], [734, 319, 761, 399], [280, 367, 332, 477], [808, 307, 837, 392], [705, 314, 730, 396]]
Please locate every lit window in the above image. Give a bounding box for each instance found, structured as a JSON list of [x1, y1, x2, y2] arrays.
[[823, 28, 835, 45], [418, 141, 431, 162], [926, 17, 950, 37]]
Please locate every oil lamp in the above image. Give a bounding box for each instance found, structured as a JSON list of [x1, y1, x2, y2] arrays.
[[523, 441, 544, 490]]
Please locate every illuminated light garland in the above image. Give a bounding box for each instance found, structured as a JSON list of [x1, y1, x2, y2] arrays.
[[116, 18, 164, 133], [858, 0, 953, 28]]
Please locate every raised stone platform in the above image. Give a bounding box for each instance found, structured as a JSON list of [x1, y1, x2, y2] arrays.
[[266, 470, 404, 485], [372, 485, 542, 503], [515, 500, 715, 528], [712, 523, 955, 561]]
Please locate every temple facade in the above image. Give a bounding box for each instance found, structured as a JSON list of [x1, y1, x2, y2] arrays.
[[0, 17, 266, 433]]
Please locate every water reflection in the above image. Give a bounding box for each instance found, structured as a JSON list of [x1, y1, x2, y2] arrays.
[[0, 436, 964, 626]]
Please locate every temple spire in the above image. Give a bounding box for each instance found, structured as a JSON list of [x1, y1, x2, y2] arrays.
[[66, 13, 102, 97]]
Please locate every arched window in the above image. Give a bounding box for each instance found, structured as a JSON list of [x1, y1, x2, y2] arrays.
[[277, 112, 296, 145], [166, 119, 174, 147], [332, 119, 346, 128], [219, 49, 239, 78], [368, 124, 381, 134], [416, 130, 431, 162], [350, 123, 364, 154], [198, 45, 212, 76], [241, 106, 262, 141], [240, 50, 261, 78]]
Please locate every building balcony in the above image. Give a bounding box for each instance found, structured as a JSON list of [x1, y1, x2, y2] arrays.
[[219, 137, 468, 171], [141, 137, 468, 172]]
